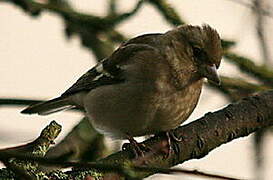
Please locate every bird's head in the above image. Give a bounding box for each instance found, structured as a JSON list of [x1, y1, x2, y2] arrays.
[[176, 24, 223, 85]]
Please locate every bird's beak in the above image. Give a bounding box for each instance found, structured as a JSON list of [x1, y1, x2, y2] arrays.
[[203, 64, 221, 85]]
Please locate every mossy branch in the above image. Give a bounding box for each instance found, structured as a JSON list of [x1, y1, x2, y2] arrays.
[[95, 90, 273, 179], [1, 90, 273, 179], [1, 1, 273, 179], [44, 117, 107, 163], [0, 121, 61, 179], [1, 90, 272, 179]]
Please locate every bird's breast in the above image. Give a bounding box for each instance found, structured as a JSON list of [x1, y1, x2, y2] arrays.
[[147, 79, 203, 133]]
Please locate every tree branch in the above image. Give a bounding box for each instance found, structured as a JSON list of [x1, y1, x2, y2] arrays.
[[251, 0, 272, 179], [224, 52, 273, 86], [224, 0, 273, 19], [253, 0, 272, 64], [1, 90, 273, 179], [0, 0, 144, 31], [94, 89, 273, 179], [44, 117, 106, 163], [0, 0, 144, 59], [148, 0, 186, 25], [207, 75, 270, 101], [0, 121, 61, 179]]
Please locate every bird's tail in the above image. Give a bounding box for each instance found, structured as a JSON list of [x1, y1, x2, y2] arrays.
[[21, 97, 74, 115]]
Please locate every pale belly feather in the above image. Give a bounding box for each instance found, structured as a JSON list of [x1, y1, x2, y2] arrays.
[[81, 79, 202, 139]]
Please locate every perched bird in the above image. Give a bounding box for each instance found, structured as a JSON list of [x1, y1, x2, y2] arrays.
[[22, 24, 222, 154]]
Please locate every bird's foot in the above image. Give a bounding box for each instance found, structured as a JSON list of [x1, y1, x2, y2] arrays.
[[122, 135, 150, 159], [164, 131, 183, 158]]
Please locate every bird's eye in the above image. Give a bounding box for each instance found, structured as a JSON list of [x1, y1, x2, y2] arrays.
[[192, 47, 203, 58]]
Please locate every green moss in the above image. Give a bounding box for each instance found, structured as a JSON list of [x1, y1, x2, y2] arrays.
[[47, 170, 69, 179], [0, 168, 16, 180], [69, 169, 103, 180]]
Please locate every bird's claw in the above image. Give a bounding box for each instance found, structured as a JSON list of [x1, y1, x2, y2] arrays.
[[164, 131, 182, 158], [122, 135, 150, 159]]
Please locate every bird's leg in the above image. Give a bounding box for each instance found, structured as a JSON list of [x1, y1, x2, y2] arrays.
[[127, 136, 145, 158], [122, 134, 151, 158], [164, 131, 183, 158]]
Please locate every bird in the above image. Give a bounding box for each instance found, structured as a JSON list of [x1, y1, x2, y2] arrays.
[[21, 24, 222, 156]]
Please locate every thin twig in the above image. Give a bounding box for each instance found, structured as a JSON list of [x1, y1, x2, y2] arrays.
[[224, 52, 273, 85], [251, 0, 271, 179], [224, 0, 273, 18], [207, 75, 269, 100], [148, 0, 186, 25], [0, 0, 145, 31], [0, 0, 144, 60], [253, 0, 272, 64], [108, 0, 117, 16]]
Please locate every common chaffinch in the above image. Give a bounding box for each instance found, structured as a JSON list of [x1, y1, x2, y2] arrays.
[[22, 24, 222, 154]]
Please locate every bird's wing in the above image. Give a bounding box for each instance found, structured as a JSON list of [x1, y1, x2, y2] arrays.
[[61, 43, 158, 97]]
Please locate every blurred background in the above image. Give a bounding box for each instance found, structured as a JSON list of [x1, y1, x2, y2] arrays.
[[0, 0, 273, 179]]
